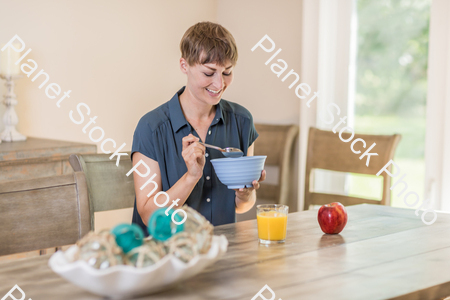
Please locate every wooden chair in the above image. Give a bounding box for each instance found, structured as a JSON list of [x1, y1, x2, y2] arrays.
[[237, 124, 299, 221], [69, 153, 135, 230], [254, 124, 299, 205], [0, 172, 90, 256], [304, 127, 401, 210]]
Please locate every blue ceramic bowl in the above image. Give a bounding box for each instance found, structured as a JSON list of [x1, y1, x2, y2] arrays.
[[210, 156, 267, 189]]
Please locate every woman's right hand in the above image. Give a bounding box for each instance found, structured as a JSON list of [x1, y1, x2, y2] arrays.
[[182, 134, 206, 181]]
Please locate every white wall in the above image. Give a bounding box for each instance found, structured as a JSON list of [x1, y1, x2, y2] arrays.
[[217, 0, 302, 209], [0, 0, 217, 150], [216, 0, 302, 125]]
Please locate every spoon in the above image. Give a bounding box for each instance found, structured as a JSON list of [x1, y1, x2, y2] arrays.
[[198, 142, 244, 158]]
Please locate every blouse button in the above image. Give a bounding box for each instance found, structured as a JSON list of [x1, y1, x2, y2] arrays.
[[205, 153, 209, 157], [206, 176, 210, 180], [208, 130, 211, 135], [206, 198, 211, 202]]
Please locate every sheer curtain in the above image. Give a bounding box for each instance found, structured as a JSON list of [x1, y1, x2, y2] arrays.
[[425, 0, 450, 212], [298, 0, 354, 210]]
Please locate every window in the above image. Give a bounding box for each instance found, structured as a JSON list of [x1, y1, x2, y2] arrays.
[[348, 0, 431, 207]]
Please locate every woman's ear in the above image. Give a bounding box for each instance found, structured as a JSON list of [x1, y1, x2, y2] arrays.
[[179, 58, 188, 74]]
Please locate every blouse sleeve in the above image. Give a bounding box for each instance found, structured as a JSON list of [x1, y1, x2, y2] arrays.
[[247, 113, 259, 148], [131, 117, 157, 162]]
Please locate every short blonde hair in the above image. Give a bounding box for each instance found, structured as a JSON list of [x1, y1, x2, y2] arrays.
[[180, 22, 238, 66]]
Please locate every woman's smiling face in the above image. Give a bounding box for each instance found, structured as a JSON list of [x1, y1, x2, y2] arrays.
[[181, 58, 234, 105]]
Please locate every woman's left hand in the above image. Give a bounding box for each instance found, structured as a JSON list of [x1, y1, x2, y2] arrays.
[[234, 169, 266, 201]]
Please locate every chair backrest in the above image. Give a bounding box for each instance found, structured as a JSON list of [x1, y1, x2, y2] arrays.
[[254, 124, 299, 205], [0, 172, 90, 256], [304, 127, 401, 210], [69, 153, 135, 230]]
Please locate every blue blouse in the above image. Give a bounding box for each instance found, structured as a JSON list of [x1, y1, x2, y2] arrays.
[[131, 86, 258, 234]]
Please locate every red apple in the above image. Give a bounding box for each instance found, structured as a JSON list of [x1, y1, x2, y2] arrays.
[[317, 202, 348, 234]]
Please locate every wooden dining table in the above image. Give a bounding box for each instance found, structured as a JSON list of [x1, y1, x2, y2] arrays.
[[1, 204, 450, 300]]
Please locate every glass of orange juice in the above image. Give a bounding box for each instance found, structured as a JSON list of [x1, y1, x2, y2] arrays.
[[257, 204, 289, 244]]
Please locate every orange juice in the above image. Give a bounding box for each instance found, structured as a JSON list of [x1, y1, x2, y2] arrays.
[[257, 211, 288, 241]]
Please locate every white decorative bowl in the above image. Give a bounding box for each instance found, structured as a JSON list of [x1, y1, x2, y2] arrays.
[[48, 235, 228, 299], [211, 156, 267, 189]]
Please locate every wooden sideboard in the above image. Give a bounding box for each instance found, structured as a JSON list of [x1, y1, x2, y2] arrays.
[[0, 137, 97, 182]]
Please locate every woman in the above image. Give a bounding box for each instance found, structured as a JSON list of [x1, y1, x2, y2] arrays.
[[131, 21, 266, 234]]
